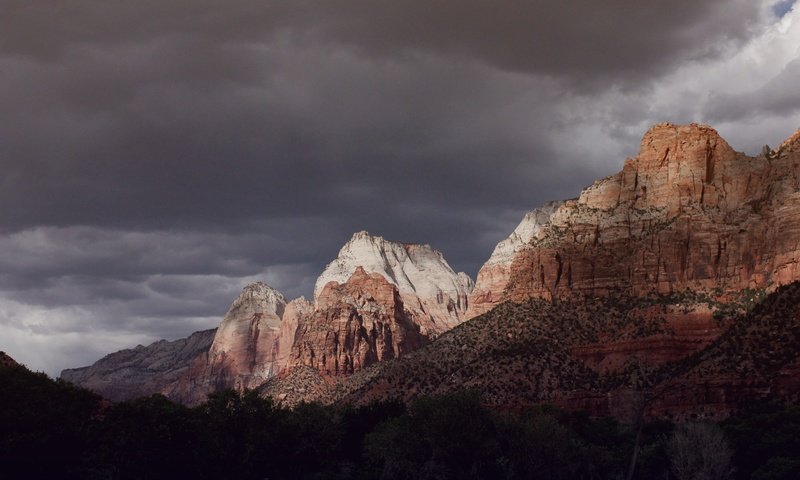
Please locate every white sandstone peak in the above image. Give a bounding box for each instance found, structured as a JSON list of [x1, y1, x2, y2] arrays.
[[484, 201, 564, 267], [214, 282, 287, 342], [229, 282, 286, 315], [314, 231, 473, 306]]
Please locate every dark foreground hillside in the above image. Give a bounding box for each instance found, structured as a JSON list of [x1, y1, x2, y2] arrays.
[[3, 357, 800, 479]]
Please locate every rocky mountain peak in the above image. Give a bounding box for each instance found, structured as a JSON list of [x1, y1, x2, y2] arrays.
[[469, 122, 800, 313], [576, 122, 742, 213], [483, 201, 564, 269], [634, 122, 731, 172], [214, 282, 287, 350], [467, 201, 564, 317], [314, 230, 472, 303], [231, 282, 286, 314]]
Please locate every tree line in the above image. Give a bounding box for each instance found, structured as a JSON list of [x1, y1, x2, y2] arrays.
[[1, 362, 799, 479]]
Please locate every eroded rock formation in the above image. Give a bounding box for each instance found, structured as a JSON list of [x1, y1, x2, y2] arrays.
[[285, 267, 427, 375], [468, 201, 563, 317], [316, 231, 474, 335], [471, 123, 800, 311], [64, 123, 800, 419]]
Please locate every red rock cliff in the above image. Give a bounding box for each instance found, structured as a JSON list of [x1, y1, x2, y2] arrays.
[[283, 267, 427, 375], [470, 123, 800, 310]]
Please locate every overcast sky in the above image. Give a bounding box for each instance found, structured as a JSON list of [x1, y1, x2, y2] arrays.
[[2, 0, 800, 376]]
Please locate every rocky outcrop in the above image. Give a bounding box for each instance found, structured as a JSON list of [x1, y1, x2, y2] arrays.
[[60, 329, 215, 402], [285, 267, 427, 375], [261, 233, 472, 383], [471, 123, 800, 312], [315, 231, 473, 335], [66, 123, 800, 416]]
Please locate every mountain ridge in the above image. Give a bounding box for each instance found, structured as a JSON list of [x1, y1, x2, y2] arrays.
[[62, 122, 800, 418]]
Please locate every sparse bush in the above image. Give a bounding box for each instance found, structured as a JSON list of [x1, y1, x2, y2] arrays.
[[668, 422, 733, 480]]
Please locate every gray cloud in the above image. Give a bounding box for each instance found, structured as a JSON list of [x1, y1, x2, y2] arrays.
[[707, 56, 800, 122]]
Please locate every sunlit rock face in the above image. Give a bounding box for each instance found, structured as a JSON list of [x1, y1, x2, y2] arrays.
[[278, 232, 475, 377], [471, 123, 800, 309], [169, 283, 287, 404], [284, 267, 427, 375], [205, 282, 287, 388], [468, 201, 563, 317], [315, 231, 474, 335], [171, 233, 474, 402], [66, 123, 800, 412], [69, 232, 474, 404]]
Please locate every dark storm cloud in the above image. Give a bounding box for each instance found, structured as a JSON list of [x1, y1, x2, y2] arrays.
[[0, 0, 781, 374], [0, 225, 324, 299], [0, 0, 767, 230], [3, 0, 763, 76], [309, 0, 764, 79]]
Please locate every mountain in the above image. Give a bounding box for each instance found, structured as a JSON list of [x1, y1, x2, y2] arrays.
[[315, 231, 474, 334], [64, 232, 473, 404], [60, 329, 215, 402], [62, 122, 800, 419], [262, 282, 800, 421], [471, 123, 800, 313], [260, 123, 800, 418], [468, 201, 563, 317], [167, 283, 288, 404], [285, 266, 428, 375]]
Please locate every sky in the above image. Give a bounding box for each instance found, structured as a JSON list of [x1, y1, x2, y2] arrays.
[[2, 0, 800, 376]]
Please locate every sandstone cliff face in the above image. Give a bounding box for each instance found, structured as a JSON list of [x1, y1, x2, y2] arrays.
[[468, 201, 563, 317], [315, 231, 474, 335], [206, 282, 287, 388], [66, 123, 800, 414], [470, 123, 800, 312], [285, 267, 427, 375], [60, 329, 216, 402], [258, 124, 800, 420], [169, 283, 287, 404], [264, 233, 472, 381]]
